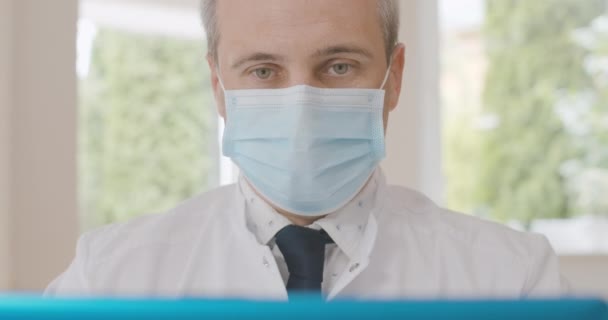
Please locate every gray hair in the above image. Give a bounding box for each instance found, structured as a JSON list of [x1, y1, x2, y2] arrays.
[[201, 0, 400, 62]]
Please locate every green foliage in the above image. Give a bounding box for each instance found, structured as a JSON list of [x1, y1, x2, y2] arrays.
[[477, 0, 605, 224], [560, 15, 608, 216], [443, 101, 483, 214], [79, 29, 217, 229]]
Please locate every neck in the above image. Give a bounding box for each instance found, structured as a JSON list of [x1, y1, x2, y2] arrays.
[[247, 183, 326, 226], [273, 207, 326, 227], [245, 174, 376, 227]]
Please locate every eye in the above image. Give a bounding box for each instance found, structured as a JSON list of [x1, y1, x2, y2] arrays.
[[253, 68, 273, 80], [330, 63, 351, 75]]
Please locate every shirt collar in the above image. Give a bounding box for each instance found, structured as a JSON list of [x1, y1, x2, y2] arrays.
[[239, 168, 385, 260], [239, 180, 291, 246]]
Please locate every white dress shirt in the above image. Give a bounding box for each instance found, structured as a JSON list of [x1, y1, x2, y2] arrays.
[[45, 169, 566, 300], [241, 169, 380, 295]]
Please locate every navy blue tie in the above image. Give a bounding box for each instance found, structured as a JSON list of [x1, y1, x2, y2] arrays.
[[274, 225, 334, 297]]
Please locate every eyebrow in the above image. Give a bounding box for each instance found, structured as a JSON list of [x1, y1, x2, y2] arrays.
[[231, 53, 284, 70], [313, 45, 374, 59]]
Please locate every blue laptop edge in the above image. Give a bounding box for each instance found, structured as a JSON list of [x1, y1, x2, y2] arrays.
[[0, 295, 606, 320]]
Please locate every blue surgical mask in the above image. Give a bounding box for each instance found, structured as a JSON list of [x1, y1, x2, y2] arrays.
[[219, 70, 390, 216]]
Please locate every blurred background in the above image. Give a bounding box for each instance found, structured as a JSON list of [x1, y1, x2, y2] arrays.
[[0, 0, 607, 297]]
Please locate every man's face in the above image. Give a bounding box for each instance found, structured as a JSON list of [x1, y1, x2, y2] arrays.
[[208, 0, 405, 129]]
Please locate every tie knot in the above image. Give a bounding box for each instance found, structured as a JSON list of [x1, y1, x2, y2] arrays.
[[274, 225, 334, 293], [275, 225, 334, 247]]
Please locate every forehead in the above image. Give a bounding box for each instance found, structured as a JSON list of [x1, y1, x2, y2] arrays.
[[215, 0, 385, 62]]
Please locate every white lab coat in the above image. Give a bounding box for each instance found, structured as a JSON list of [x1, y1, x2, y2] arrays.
[[45, 170, 566, 300]]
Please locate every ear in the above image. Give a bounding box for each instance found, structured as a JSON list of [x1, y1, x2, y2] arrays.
[[384, 43, 406, 113], [207, 54, 226, 119]]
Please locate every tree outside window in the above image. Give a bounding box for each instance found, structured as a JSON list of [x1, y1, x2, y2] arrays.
[[442, 0, 608, 253], [79, 24, 218, 229]]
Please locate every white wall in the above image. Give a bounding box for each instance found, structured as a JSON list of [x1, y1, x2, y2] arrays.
[[382, 0, 444, 204], [0, 0, 15, 291], [9, 0, 79, 291]]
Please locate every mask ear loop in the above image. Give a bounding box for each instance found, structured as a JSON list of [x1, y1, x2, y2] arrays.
[[379, 65, 392, 90], [380, 45, 398, 89], [216, 64, 227, 92]]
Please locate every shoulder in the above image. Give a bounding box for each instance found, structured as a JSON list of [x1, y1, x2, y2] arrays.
[[380, 185, 563, 296], [383, 185, 553, 260], [78, 184, 238, 266]]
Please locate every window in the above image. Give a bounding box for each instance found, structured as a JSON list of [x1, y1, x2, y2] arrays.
[[440, 0, 608, 254], [77, 0, 231, 230]]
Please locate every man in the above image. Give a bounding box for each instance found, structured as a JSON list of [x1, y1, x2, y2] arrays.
[[46, 0, 566, 300]]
